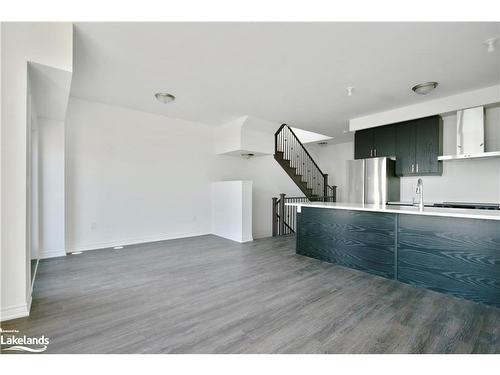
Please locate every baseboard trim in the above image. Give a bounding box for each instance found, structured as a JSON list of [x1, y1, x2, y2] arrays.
[[0, 303, 29, 322], [212, 233, 254, 243], [39, 248, 66, 259], [67, 232, 212, 253]]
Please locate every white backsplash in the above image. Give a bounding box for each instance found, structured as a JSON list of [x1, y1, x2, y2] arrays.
[[400, 158, 500, 203]]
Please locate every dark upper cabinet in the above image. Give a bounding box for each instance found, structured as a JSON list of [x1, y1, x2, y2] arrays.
[[355, 116, 442, 175], [395, 121, 415, 176], [415, 116, 443, 175], [354, 125, 395, 159], [395, 116, 442, 176], [354, 129, 373, 159], [373, 124, 396, 158]]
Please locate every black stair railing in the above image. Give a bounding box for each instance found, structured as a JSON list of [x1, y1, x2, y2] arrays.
[[273, 123, 337, 236], [272, 192, 337, 236], [275, 124, 329, 197]]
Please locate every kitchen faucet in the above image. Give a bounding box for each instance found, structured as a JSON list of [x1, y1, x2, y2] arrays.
[[415, 178, 424, 211]]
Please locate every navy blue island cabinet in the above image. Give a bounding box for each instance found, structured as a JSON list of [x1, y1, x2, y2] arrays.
[[297, 207, 396, 279], [296, 206, 500, 307]]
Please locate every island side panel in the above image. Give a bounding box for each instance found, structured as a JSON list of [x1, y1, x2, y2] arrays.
[[296, 207, 396, 279], [398, 215, 500, 307]]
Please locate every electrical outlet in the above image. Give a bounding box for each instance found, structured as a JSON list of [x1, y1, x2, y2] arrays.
[[91, 222, 97, 230]]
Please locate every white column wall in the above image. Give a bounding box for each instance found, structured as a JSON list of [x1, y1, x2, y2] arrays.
[[212, 180, 253, 243], [0, 23, 73, 321]]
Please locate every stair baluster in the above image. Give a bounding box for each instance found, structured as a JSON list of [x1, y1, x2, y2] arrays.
[[274, 124, 333, 199], [272, 124, 337, 235]]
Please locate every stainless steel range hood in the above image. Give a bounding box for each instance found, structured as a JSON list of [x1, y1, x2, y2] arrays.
[[438, 106, 500, 161]]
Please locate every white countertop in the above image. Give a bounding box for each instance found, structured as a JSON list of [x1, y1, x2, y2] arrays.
[[285, 202, 500, 221]]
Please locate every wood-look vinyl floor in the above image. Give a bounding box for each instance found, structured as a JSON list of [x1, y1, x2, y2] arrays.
[[2, 235, 499, 354]]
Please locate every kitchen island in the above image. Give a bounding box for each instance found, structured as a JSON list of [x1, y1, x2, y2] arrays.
[[286, 202, 500, 307]]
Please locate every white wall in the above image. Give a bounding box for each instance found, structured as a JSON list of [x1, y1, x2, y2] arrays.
[[1, 23, 73, 321], [65, 97, 216, 251], [38, 118, 66, 258], [212, 181, 253, 243], [215, 115, 278, 156], [399, 158, 500, 203], [215, 116, 245, 155], [213, 154, 303, 239], [30, 116, 40, 261], [305, 142, 354, 203], [65, 98, 302, 249], [240, 116, 277, 154], [27, 63, 73, 261]]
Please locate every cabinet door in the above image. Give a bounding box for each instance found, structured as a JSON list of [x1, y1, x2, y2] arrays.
[[354, 129, 373, 159], [398, 214, 500, 307], [395, 121, 415, 176], [373, 124, 396, 157], [414, 116, 443, 175], [297, 207, 396, 279]]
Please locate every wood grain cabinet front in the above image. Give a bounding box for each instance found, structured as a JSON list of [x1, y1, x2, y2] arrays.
[[395, 116, 443, 176], [397, 214, 500, 307], [354, 125, 396, 160], [354, 116, 443, 176], [295, 206, 500, 307], [297, 207, 396, 279]]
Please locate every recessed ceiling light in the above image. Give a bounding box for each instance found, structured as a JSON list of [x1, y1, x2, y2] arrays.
[[412, 82, 438, 95], [318, 141, 329, 145], [483, 37, 499, 52], [71, 251, 83, 255], [241, 153, 255, 159], [154, 93, 175, 104], [113, 246, 124, 250]]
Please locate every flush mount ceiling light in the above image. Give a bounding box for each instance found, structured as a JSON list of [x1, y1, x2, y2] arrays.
[[318, 141, 329, 145], [412, 82, 438, 95], [483, 37, 499, 52], [154, 92, 176, 104], [241, 153, 255, 159]]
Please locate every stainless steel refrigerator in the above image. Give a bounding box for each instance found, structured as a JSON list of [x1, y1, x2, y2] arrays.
[[346, 157, 400, 204]]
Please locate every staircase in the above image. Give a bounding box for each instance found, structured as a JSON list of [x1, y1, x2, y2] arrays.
[[274, 124, 336, 199], [272, 124, 337, 236]]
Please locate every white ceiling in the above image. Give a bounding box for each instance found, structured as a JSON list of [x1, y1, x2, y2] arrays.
[[71, 22, 500, 142]]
